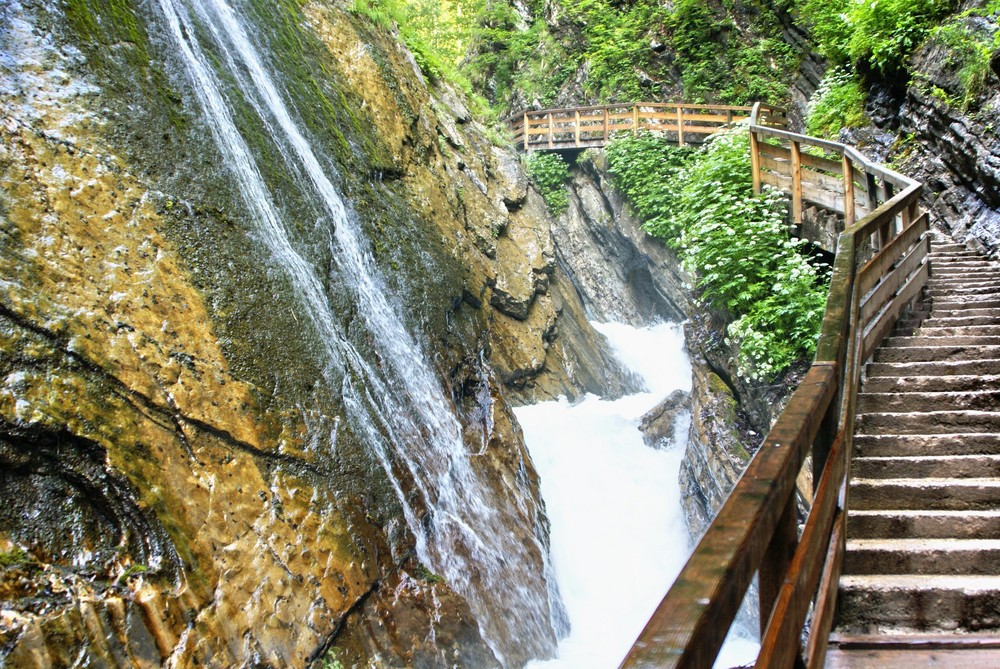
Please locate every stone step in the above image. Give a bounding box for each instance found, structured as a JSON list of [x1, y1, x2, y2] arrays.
[[930, 250, 981, 258], [848, 509, 1000, 540], [922, 315, 1000, 327], [844, 538, 1000, 576], [873, 345, 1000, 363], [927, 277, 1000, 288], [851, 477, 1000, 511], [852, 454, 1000, 479], [883, 335, 1000, 347], [853, 434, 1000, 458], [837, 574, 1000, 634], [919, 325, 1000, 337], [857, 411, 1000, 435], [931, 243, 972, 253], [858, 391, 1000, 413], [861, 374, 1000, 394]]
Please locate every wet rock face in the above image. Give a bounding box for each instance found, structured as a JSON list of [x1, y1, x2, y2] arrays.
[[0, 0, 631, 666]]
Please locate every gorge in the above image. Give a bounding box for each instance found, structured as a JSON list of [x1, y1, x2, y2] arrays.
[[3, 0, 1000, 667]]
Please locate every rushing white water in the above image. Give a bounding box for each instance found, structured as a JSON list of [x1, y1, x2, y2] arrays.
[[517, 322, 759, 669], [153, 0, 562, 664]]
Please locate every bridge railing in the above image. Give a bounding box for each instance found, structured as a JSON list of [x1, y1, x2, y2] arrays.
[[509, 103, 757, 152], [620, 102, 930, 669]]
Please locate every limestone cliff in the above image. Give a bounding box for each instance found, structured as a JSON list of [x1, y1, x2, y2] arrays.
[[0, 0, 631, 666]]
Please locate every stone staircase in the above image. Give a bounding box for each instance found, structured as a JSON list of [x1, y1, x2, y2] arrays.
[[827, 241, 1000, 667]]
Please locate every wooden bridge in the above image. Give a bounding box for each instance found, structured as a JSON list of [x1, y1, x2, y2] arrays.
[[508, 103, 765, 152], [514, 102, 1000, 666]]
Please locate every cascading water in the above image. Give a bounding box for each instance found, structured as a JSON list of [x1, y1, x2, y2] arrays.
[[517, 322, 759, 669], [153, 0, 564, 664]]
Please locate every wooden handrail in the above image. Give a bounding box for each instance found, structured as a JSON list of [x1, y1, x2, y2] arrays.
[[507, 103, 755, 152], [620, 101, 930, 669]]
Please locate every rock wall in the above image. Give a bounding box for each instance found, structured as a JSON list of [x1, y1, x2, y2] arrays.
[[0, 1, 631, 666]]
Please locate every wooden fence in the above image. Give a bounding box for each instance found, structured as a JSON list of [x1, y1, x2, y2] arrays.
[[620, 103, 930, 669], [509, 103, 761, 152]]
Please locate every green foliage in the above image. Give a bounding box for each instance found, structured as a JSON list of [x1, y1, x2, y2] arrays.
[[805, 68, 869, 138], [117, 563, 148, 585], [0, 547, 32, 569], [848, 0, 957, 75], [525, 152, 571, 216], [926, 13, 999, 111], [798, 0, 958, 75], [607, 129, 830, 381], [606, 134, 693, 238], [412, 563, 446, 584]]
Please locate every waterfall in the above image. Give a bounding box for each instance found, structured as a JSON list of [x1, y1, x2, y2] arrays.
[[153, 0, 563, 664]]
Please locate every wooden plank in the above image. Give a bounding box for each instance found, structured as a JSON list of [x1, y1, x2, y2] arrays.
[[760, 154, 791, 174], [815, 234, 856, 365], [801, 166, 845, 195], [758, 431, 846, 669], [619, 365, 837, 669], [758, 142, 792, 160], [761, 171, 793, 191], [806, 512, 846, 669], [681, 113, 733, 123], [849, 184, 922, 241], [800, 151, 843, 174], [862, 260, 929, 361], [760, 494, 799, 638], [857, 213, 929, 298], [802, 184, 845, 212], [860, 236, 929, 325]]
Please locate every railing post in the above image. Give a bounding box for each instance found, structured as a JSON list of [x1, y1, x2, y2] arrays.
[[522, 111, 529, 151], [547, 112, 554, 149], [575, 110, 581, 148], [750, 127, 762, 196], [791, 140, 803, 226], [632, 105, 639, 137], [880, 182, 895, 247], [842, 155, 855, 227], [677, 106, 685, 146], [603, 107, 609, 142]]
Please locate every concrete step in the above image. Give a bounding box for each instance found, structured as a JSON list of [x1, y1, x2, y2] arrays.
[[826, 635, 1000, 669], [853, 434, 1000, 457], [931, 264, 1000, 274], [930, 273, 1000, 283], [848, 509, 1000, 540], [852, 454, 1000, 479], [866, 358, 1000, 377], [931, 243, 972, 253], [844, 538, 1000, 576], [922, 315, 1000, 327], [850, 477, 1000, 511], [931, 295, 1000, 307], [931, 308, 1000, 320], [874, 345, 1000, 363], [919, 325, 1000, 337], [837, 574, 1000, 634], [857, 391, 1000, 413], [926, 283, 1000, 294], [861, 374, 1000, 394], [883, 335, 1000, 347], [857, 411, 1000, 435]]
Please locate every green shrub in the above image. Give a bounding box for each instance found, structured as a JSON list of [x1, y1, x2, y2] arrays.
[[847, 0, 957, 75], [525, 152, 571, 216], [806, 68, 869, 138], [927, 16, 998, 110], [607, 128, 830, 381]]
